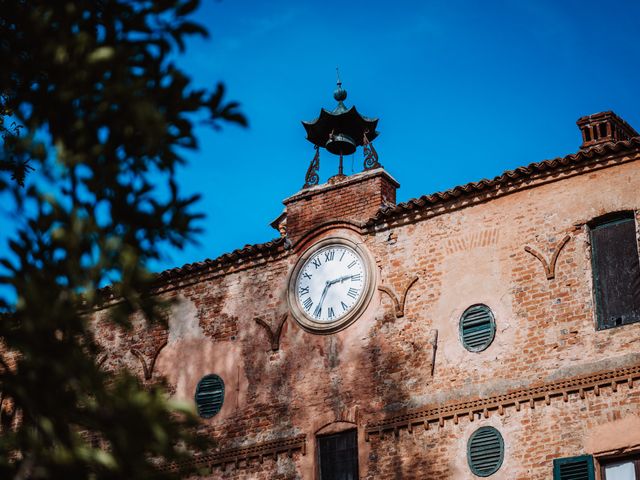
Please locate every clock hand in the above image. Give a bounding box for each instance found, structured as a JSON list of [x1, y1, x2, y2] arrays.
[[318, 274, 355, 315], [317, 281, 331, 311], [329, 275, 353, 285]]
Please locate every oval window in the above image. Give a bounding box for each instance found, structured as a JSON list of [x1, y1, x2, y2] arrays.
[[195, 374, 225, 418], [459, 304, 496, 352], [467, 426, 504, 477]]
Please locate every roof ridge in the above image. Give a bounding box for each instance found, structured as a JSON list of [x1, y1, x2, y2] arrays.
[[106, 136, 640, 292], [366, 136, 640, 227], [156, 236, 286, 282], [95, 236, 287, 305]]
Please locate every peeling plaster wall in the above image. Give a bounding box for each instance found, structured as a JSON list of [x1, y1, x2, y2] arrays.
[[156, 296, 247, 419], [95, 156, 640, 479]]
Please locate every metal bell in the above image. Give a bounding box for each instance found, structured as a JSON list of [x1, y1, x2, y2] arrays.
[[326, 133, 356, 156]]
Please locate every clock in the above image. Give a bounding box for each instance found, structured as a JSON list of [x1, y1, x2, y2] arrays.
[[287, 237, 375, 333]]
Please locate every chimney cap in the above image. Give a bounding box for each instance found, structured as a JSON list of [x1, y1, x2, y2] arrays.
[[576, 111, 638, 150]]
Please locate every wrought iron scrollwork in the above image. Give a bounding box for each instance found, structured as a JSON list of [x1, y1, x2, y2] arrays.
[[303, 146, 320, 189], [363, 131, 381, 170]]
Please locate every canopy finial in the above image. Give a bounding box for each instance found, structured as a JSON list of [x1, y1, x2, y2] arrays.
[[333, 67, 347, 103]]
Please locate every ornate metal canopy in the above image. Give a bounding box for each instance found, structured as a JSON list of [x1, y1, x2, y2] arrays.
[[301, 77, 381, 189], [302, 84, 378, 155]]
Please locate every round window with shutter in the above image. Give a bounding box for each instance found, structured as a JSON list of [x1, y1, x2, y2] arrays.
[[195, 374, 225, 418], [459, 304, 496, 352], [467, 426, 504, 477]]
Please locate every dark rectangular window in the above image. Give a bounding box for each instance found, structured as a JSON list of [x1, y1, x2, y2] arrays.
[[590, 213, 640, 329], [318, 430, 359, 480], [553, 455, 595, 480]]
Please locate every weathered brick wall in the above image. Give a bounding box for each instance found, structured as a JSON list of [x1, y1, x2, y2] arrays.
[[283, 168, 398, 243], [94, 148, 640, 479], [366, 387, 640, 479]]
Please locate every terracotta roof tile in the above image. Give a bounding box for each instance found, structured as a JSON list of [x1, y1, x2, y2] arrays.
[[94, 237, 287, 303], [155, 236, 286, 283], [366, 137, 640, 227], [147, 136, 640, 285]]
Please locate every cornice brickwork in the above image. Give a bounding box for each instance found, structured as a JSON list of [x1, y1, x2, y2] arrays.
[[365, 363, 640, 440], [162, 434, 306, 473]]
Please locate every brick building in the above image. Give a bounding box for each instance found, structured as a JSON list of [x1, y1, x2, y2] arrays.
[[95, 103, 640, 479]]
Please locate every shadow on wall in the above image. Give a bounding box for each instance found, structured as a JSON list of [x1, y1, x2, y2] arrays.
[[361, 304, 440, 479]]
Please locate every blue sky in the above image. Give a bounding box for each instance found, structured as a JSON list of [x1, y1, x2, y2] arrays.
[[4, 0, 640, 278], [162, 0, 640, 273]]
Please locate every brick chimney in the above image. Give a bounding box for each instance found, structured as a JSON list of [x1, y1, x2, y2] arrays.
[[279, 168, 399, 243], [577, 111, 638, 150]]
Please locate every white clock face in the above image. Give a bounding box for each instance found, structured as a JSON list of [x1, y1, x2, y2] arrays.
[[295, 244, 366, 323]]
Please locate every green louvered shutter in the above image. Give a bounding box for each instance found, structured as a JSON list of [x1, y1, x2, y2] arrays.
[[553, 455, 595, 480], [460, 304, 496, 352], [467, 427, 504, 477], [195, 374, 225, 418]]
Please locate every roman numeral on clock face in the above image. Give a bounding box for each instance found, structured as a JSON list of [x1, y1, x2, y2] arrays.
[[303, 297, 313, 311], [347, 287, 359, 299], [313, 304, 322, 319], [299, 286, 309, 295], [351, 274, 361, 282], [324, 250, 335, 262], [341, 301, 348, 311], [347, 260, 357, 269], [328, 307, 335, 319], [311, 258, 322, 269]]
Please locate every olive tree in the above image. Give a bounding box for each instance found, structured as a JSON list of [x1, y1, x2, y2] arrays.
[[0, 1, 245, 478]]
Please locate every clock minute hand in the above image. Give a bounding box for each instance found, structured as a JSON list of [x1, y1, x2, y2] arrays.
[[329, 275, 353, 285]]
